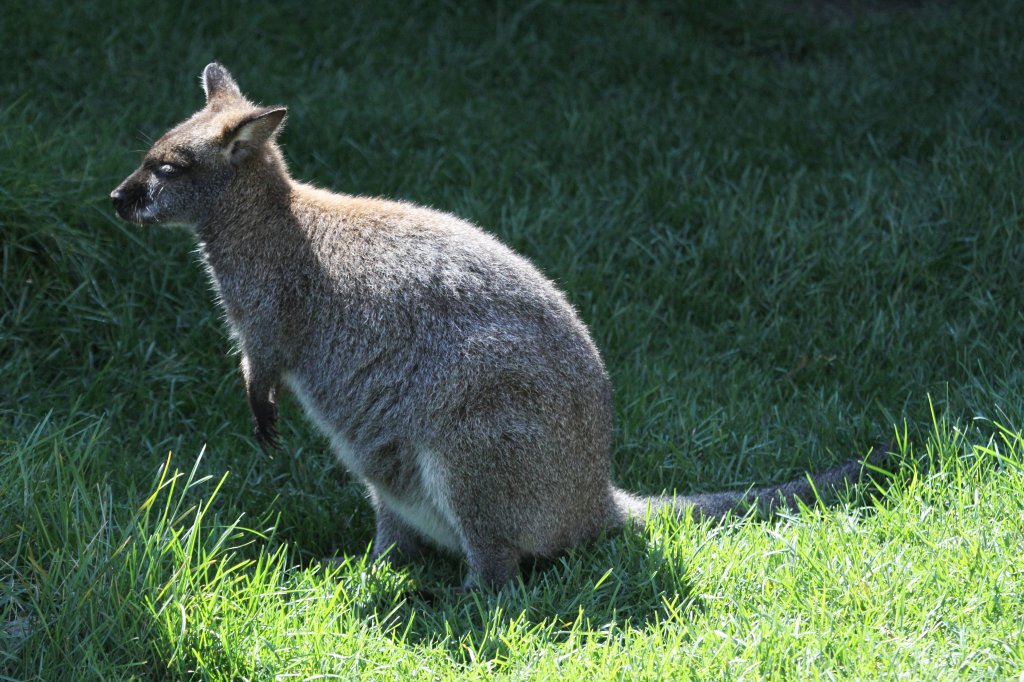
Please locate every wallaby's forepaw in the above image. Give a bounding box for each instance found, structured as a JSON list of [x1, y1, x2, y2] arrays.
[[251, 399, 279, 450], [255, 422, 279, 450]]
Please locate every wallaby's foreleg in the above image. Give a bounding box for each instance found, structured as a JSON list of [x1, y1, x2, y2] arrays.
[[241, 355, 279, 450]]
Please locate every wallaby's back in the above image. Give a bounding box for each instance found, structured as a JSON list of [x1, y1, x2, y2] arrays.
[[111, 63, 878, 589]]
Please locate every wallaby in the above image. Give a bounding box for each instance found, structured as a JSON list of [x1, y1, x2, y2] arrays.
[[111, 63, 878, 589]]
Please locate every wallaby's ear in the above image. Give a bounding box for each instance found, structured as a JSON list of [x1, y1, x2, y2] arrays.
[[222, 106, 288, 164], [202, 62, 244, 106]]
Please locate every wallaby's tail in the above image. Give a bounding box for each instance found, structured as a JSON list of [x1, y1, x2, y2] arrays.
[[613, 446, 888, 528]]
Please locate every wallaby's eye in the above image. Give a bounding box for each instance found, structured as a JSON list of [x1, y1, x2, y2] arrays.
[[154, 163, 183, 179]]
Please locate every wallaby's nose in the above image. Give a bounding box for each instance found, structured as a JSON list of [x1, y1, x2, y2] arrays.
[[110, 186, 133, 220]]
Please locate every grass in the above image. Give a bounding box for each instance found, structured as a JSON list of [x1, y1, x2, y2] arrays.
[[2, 0, 1023, 678]]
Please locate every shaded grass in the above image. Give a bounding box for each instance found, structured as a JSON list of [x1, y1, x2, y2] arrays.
[[2, 0, 1024, 678]]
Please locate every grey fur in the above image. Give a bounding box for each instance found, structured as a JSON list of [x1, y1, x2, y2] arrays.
[[111, 63, 878, 588]]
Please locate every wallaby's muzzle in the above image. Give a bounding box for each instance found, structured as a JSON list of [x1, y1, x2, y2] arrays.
[[110, 177, 152, 224]]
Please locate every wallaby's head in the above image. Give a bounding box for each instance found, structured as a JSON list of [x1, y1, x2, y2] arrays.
[[111, 63, 287, 226]]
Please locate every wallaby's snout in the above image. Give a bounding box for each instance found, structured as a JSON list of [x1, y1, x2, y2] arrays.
[[110, 169, 162, 224], [110, 180, 143, 222]]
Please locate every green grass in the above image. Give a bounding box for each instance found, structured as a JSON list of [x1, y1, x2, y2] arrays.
[[2, 0, 1024, 678]]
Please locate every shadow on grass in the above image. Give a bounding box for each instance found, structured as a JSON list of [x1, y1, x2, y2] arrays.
[[326, 531, 698, 667]]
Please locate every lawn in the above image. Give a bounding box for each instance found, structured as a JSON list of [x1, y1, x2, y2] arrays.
[[2, 0, 1023, 678]]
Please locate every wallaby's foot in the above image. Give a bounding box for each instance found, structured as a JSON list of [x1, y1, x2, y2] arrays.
[[461, 541, 521, 590], [320, 555, 346, 569], [864, 442, 895, 471], [371, 542, 428, 568]]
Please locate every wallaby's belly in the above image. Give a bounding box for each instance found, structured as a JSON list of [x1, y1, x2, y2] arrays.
[[282, 372, 464, 552], [371, 468, 463, 552]]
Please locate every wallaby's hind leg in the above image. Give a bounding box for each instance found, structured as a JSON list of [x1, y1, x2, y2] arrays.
[[370, 499, 426, 565], [437, 408, 609, 589]]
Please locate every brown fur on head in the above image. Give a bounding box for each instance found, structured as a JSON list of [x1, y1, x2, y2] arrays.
[[110, 63, 287, 226]]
